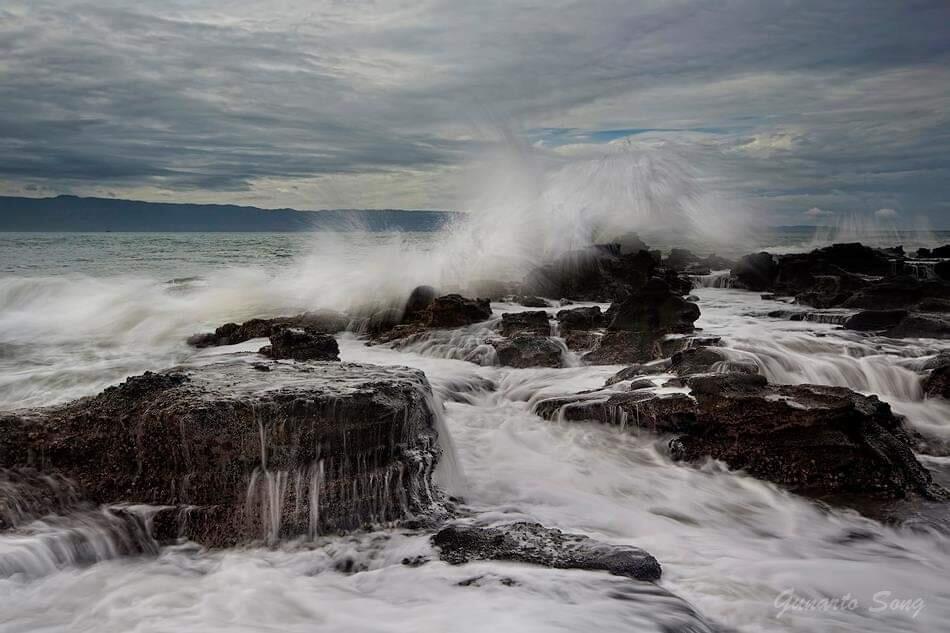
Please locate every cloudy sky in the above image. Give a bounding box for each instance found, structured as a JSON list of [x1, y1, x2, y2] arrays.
[[1, 0, 948, 226]]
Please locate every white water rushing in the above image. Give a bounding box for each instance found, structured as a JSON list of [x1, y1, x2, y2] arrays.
[[3, 153, 950, 631]]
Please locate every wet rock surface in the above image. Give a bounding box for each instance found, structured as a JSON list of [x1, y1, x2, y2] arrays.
[[433, 522, 662, 582], [260, 328, 340, 361], [0, 361, 443, 546], [555, 306, 604, 331], [187, 310, 349, 348], [535, 372, 943, 500], [499, 311, 551, 337], [493, 335, 563, 368]]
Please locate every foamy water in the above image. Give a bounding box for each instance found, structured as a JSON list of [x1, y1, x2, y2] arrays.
[[1, 220, 949, 632]]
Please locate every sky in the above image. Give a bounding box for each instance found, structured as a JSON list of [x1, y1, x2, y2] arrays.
[[1, 0, 948, 226]]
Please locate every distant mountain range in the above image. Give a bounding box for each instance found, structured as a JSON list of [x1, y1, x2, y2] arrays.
[[0, 195, 459, 232]]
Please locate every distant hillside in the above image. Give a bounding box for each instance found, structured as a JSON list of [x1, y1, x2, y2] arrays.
[[0, 196, 459, 232]]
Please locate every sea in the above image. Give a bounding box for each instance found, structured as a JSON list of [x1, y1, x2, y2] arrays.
[[1, 226, 949, 633]]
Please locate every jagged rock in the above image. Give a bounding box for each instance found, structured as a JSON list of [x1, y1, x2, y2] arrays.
[[500, 311, 551, 337], [493, 335, 562, 368], [555, 306, 604, 331], [732, 252, 777, 291], [583, 331, 660, 365], [521, 245, 657, 302], [607, 278, 700, 334], [535, 373, 941, 499], [422, 294, 492, 328], [843, 310, 908, 331], [670, 374, 941, 498], [433, 522, 661, 582], [187, 310, 349, 348], [840, 278, 950, 310], [261, 328, 339, 361], [886, 314, 950, 339], [0, 362, 443, 546]]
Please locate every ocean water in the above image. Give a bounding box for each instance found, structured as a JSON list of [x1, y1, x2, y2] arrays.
[[0, 226, 949, 633]]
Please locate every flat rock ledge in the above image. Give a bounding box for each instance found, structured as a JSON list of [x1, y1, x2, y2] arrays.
[[433, 522, 662, 582], [0, 359, 444, 547]]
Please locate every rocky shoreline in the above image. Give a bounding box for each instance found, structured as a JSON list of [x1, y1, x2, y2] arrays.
[[1, 235, 949, 605]]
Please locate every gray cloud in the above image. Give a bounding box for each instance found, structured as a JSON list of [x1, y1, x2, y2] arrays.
[[0, 0, 948, 223]]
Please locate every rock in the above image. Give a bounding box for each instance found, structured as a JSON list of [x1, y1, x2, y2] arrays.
[[535, 373, 942, 499], [433, 522, 661, 582], [262, 328, 339, 361], [404, 285, 439, 320], [424, 294, 492, 328], [0, 362, 444, 546], [187, 310, 349, 348], [493, 335, 562, 368], [732, 252, 777, 291], [669, 346, 729, 376], [627, 378, 657, 391], [513, 295, 551, 308], [935, 261, 950, 281], [886, 314, 950, 339], [563, 331, 600, 352], [663, 248, 699, 271], [670, 374, 942, 498], [500, 311, 551, 337], [924, 361, 950, 400], [933, 245, 950, 258], [521, 245, 657, 302], [607, 278, 700, 335], [840, 278, 950, 310], [555, 306, 604, 331], [583, 331, 661, 365], [698, 254, 735, 270], [843, 310, 908, 332]]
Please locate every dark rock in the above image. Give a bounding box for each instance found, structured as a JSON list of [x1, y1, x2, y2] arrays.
[[0, 361, 443, 546], [262, 328, 340, 361], [841, 277, 950, 310], [886, 314, 950, 339], [555, 306, 604, 331], [188, 310, 350, 348], [917, 248, 933, 258], [698, 254, 735, 270], [670, 374, 942, 498], [424, 294, 492, 328], [669, 347, 728, 376], [500, 311, 551, 337], [583, 331, 661, 365], [732, 252, 777, 291], [513, 295, 550, 308], [535, 374, 942, 499], [663, 248, 699, 271], [521, 245, 657, 302], [493, 335, 562, 368], [433, 522, 661, 582], [627, 378, 657, 391], [933, 245, 950, 258], [404, 285, 439, 320], [935, 261, 950, 281], [924, 361, 950, 400], [843, 310, 908, 332], [563, 331, 600, 352], [607, 278, 700, 335]]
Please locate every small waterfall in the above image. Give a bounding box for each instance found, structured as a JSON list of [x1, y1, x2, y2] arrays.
[[692, 271, 733, 288]]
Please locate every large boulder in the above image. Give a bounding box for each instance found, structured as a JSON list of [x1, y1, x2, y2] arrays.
[[493, 335, 563, 368], [534, 374, 942, 499], [924, 356, 950, 400], [840, 278, 950, 310], [404, 285, 439, 320], [433, 522, 661, 582], [260, 328, 340, 361], [886, 314, 950, 339], [843, 310, 908, 332], [607, 278, 700, 334], [0, 361, 444, 546]]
